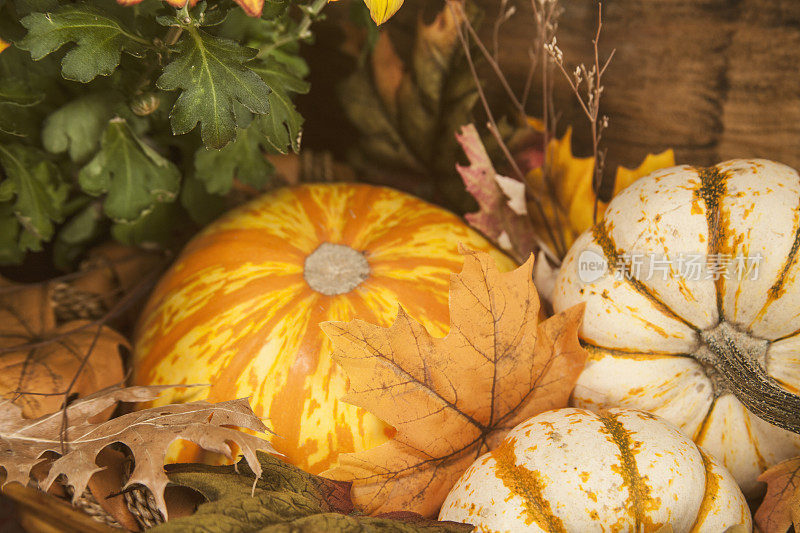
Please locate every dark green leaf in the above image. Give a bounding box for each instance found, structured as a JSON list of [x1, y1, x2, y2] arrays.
[[154, 452, 473, 533], [18, 4, 149, 82], [0, 204, 25, 264], [79, 119, 180, 223], [53, 201, 104, 269], [42, 93, 119, 161], [252, 61, 308, 153], [194, 116, 276, 195], [156, 27, 270, 149], [110, 200, 179, 247], [0, 46, 46, 138], [0, 143, 68, 254], [180, 172, 227, 226]]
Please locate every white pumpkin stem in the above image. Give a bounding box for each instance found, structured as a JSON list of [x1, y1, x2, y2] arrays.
[[699, 322, 800, 434]]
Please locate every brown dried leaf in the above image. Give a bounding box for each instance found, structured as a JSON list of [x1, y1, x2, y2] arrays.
[[0, 385, 277, 519], [320, 248, 587, 516], [0, 280, 127, 419], [755, 456, 800, 533]]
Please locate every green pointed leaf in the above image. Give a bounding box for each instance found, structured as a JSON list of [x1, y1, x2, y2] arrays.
[[252, 61, 308, 153], [18, 4, 149, 83], [111, 200, 178, 248], [180, 172, 227, 226], [0, 46, 46, 138], [194, 117, 277, 195], [0, 143, 68, 254], [79, 119, 180, 223], [153, 452, 473, 533], [0, 205, 25, 264], [42, 93, 119, 162], [157, 27, 270, 149], [53, 201, 104, 269]]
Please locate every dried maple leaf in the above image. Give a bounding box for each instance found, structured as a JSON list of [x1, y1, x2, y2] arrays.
[[0, 385, 276, 518], [755, 456, 800, 533], [457, 123, 536, 263], [0, 280, 127, 419], [525, 128, 675, 255], [320, 248, 587, 516], [154, 451, 471, 532]]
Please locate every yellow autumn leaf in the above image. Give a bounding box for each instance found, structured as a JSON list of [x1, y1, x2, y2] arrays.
[[0, 38, 9, 55], [527, 128, 675, 255], [362, 0, 404, 25]]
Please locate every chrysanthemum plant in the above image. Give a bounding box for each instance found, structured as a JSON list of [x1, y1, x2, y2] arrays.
[[0, 0, 331, 267]]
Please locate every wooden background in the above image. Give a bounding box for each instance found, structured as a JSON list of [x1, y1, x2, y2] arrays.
[[301, 0, 800, 174]]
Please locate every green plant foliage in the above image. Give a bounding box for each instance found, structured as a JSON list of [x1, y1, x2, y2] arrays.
[[153, 452, 473, 533], [0, 0, 325, 266], [42, 93, 120, 161], [0, 144, 68, 254], [79, 119, 180, 222], [157, 26, 270, 149], [18, 3, 149, 82]]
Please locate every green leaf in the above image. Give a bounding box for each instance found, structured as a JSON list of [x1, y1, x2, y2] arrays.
[[0, 205, 26, 264], [0, 46, 46, 138], [252, 61, 308, 153], [111, 200, 178, 248], [18, 3, 149, 82], [153, 452, 473, 533], [180, 172, 227, 226], [42, 93, 119, 162], [157, 27, 270, 149], [0, 143, 68, 254], [79, 119, 180, 223], [194, 116, 278, 195], [53, 201, 104, 269]]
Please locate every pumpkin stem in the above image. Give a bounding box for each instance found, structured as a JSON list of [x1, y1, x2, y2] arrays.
[[699, 322, 800, 434], [304, 243, 371, 296]]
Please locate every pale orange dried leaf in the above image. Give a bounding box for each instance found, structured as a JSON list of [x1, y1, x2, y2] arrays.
[[0, 280, 127, 419], [755, 456, 800, 533], [320, 248, 586, 516], [0, 320, 127, 419], [0, 385, 277, 519]]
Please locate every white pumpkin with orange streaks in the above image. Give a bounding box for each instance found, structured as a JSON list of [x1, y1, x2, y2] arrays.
[[132, 183, 515, 473], [440, 408, 751, 532], [553, 159, 800, 496]]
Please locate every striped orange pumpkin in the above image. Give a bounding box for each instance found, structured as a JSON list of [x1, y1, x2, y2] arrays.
[[132, 183, 515, 473]]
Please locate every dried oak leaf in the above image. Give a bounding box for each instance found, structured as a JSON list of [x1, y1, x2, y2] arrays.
[[0, 279, 126, 419], [320, 248, 587, 516], [755, 456, 800, 533], [153, 451, 471, 532], [457, 123, 536, 263], [525, 128, 675, 255], [0, 385, 276, 518]]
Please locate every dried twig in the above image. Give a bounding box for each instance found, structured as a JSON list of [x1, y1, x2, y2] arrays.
[[448, 1, 561, 261], [545, 2, 615, 222]]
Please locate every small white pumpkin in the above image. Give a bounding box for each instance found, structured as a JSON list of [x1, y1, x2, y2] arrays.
[[553, 159, 800, 496], [439, 408, 751, 532]]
